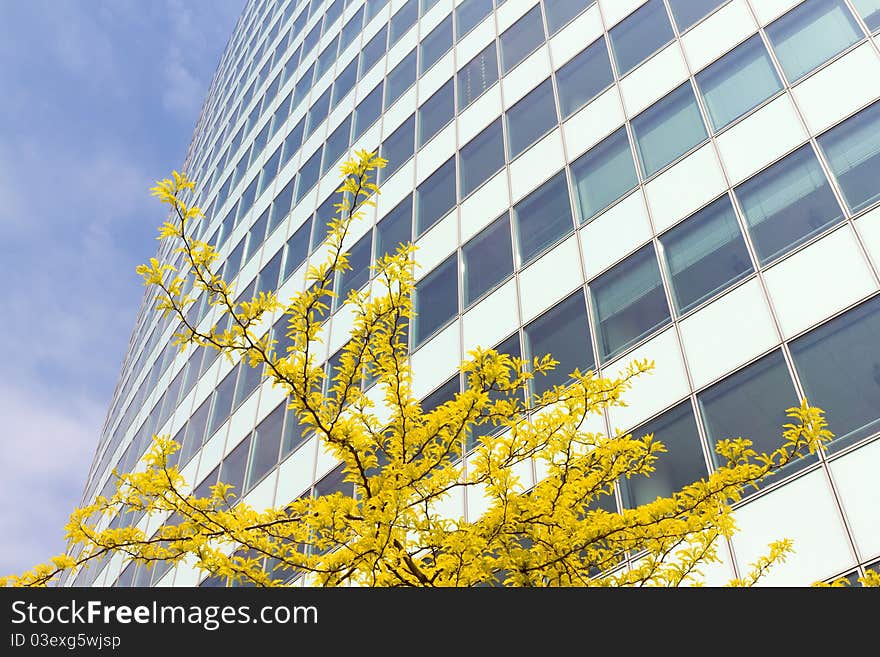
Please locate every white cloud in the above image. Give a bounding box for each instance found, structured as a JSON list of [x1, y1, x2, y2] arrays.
[[0, 382, 101, 576]]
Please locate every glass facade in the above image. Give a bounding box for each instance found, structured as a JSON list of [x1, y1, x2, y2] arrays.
[[78, 0, 880, 587]]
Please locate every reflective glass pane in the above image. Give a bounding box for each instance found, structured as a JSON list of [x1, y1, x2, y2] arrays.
[[376, 195, 413, 260], [459, 118, 505, 198], [698, 350, 809, 483], [766, 0, 862, 83], [591, 243, 670, 362], [414, 255, 458, 346], [816, 100, 880, 213], [338, 232, 372, 304], [418, 78, 454, 147], [609, 0, 674, 75], [462, 215, 514, 306], [570, 126, 638, 222], [660, 195, 753, 314], [499, 5, 544, 72], [621, 401, 709, 508], [386, 49, 417, 107], [852, 0, 880, 30], [696, 34, 783, 132], [524, 292, 594, 395], [514, 171, 573, 265], [353, 82, 384, 141], [506, 78, 558, 158], [416, 157, 456, 236], [544, 0, 593, 34], [456, 0, 493, 39], [735, 144, 843, 265], [632, 83, 708, 177], [555, 38, 613, 119], [790, 296, 880, 453], [420, 14, 453, 73], [667, 0, 725, 31], [379, 115, 415, 182], [458, 43, 498, 110], [220, 436, 251, 497]]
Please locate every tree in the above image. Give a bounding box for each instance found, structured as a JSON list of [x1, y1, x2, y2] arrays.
[[2, 152, 871, 588]]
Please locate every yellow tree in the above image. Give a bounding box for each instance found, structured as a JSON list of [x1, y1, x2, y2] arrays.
[[2, 152, 867, 588]]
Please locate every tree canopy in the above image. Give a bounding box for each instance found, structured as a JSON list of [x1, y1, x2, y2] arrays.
[[5, 152, 872, 588]]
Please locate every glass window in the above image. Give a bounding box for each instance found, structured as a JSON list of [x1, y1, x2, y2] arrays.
[[514, 170, 573, 265], [331, 58, 358, 109], [499, 5, 545, 72], [420, 14, 453, 73], [220, 437, 251, 496], [179, 398, 210, 467], [316, 34, 340, 80], [414, 254, 458, 347], [353, 82, 384, 141], [257, 250, 283, 296], [379, 115, 415, 182], [506, 78, 558, 159], [258, 144, 282, 195], [386, 49, 417, 107], [376, 195, 413, 260], [418, 78, 454, 147], [458, 42, 498, 111], [416, 157, 457, 236], [244, 210, 268, 263], [591, 243, 671, 362], [852, 0, 880, 31], [295, 147, 322, 203], [281, 405, 308, 457], [766, 0, 863, 83], [367, 0, 389, 20], [816, 100, 880, 213], [544, 0, 592, 34], [233, 357, 262, 409], [322, 116, 352, 175], [340, 6, 365, 52], [660, 195, 753, 314], [456, 0, 493, 39], [459, 118, 505, 198], [570, 126, 638, 222], [360, 25, 388, 77], [696, 35, 783, 132], [524, 292, 594, 395], [293, 63, 315, 109], [302, 21, 322, 57], [667, 0, 725, 31], [223, 236, 246, 281], [609, 0, 675, 76], [283, 218, 312, 281], [270, 92, 292, 137], [306, 88, 331, 137], [735, 144, 844, 265], [422, 376, 460, 413], [631, 82, 708, 178], [268, 177, 295, 235], [208, 369, 238, 438], [790, 296, 880, 453], [282, 117, 305, 167], [338, 232, 372, 305], [620, 401, 709, 508], [698, 350, 808, 480], [462, 214, 514, 306], [311, 194, 338, 251], [555, 38, 613, 119], [391, 0, 418, 45]]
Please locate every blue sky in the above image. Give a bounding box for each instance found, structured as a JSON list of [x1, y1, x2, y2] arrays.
[[0, 0, 245, 577]]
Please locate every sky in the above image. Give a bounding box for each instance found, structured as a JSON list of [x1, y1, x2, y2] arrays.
[[0, 0, 245, 577]]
